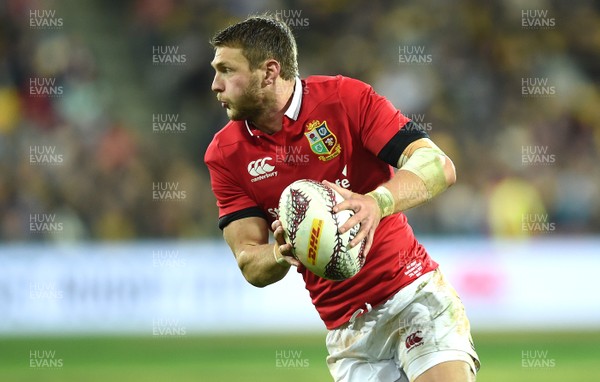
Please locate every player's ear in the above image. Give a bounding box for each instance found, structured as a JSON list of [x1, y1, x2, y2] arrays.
[[263, 59, 280, 85]]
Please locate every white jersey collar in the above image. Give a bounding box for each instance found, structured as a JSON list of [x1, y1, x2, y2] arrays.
[[284, 77, 303, 121]]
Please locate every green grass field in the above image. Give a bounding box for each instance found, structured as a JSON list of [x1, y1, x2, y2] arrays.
[[1, 331, 599, 381]]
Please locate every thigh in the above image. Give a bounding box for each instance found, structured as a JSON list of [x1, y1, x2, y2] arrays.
[[326, 309, 405, 382], [415, 360, 475, 382], [325, 270, 437, 382], [327, 357, 408, 382], [396, 269, 480, 381]]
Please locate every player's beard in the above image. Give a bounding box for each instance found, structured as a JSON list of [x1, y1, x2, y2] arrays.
[[226, 75, 275, 122]]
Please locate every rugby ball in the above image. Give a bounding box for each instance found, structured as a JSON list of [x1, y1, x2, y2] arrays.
[[278, 179, 366, 281]]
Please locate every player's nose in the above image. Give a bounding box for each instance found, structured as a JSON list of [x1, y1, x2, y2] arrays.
[[211, 74, 224, 93]]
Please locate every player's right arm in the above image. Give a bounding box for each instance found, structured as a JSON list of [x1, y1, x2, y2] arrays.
[[205, 140, 299, 287], [223, 217, 298, 288]]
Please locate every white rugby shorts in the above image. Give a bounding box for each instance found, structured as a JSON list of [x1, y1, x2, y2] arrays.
[[325, 268, 480, 382]]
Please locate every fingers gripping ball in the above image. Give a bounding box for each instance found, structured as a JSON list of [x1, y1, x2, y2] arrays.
[[278, 179, 366, 280]]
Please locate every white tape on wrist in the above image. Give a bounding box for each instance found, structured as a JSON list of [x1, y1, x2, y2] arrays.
[[366, 186, 396, 218]]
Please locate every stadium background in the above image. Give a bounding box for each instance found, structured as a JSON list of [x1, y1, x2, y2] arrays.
[[1, 0, 599, 381]]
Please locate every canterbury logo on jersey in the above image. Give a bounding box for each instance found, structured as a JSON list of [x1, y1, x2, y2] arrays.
[[405, 331, 424, 352], [248, 157, 275, 176], [247, 157, 278, 182]]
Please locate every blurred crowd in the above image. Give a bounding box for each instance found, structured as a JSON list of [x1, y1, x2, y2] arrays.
[[1, 0, 599, 242]]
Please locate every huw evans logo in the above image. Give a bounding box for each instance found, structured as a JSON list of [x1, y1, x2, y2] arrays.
[[521, 77, 556, 97], [275, 350, 310, 368], [29, 78, 63, 97], [521, 350, 556, 368], [152, 114, 186, 133], [521, 214, 556, 233], [406, 114, 433, 131], [399, 45, 432, 64], [275, 10, 309, 28], [29, 350, 63, 369], [29, 145, 63, 165], [29, 214, 63, 233], [152, 182, 187, 201], [29, 9, 63, 29], [275, 145, 310, 166], [152, 250, 186, 268], [521, 145, 556, 165], [152, 46, 187, 65], [398, 182, 430, 202], [152, 318, 186, 336], [29, 282, 64, 300], [522, 10, 556, 29]]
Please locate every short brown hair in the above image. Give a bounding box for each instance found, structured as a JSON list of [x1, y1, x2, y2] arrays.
[[210, 15, 299, 80]]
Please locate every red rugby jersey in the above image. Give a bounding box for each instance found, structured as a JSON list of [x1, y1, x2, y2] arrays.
[[205, 75, 438, 329]]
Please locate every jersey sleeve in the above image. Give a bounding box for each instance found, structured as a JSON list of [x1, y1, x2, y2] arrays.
[[338, 76, 428, 167], [204, 142, 265, 229]]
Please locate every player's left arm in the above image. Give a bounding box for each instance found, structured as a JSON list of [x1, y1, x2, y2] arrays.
[[326, 137, 456, 254], [369, 136, 456, 212]]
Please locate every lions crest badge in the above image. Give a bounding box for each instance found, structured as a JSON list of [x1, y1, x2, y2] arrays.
[[304, 120, 341, 161]]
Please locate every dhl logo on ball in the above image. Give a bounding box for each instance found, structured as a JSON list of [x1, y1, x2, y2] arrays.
[[307, 218, 323, 265]]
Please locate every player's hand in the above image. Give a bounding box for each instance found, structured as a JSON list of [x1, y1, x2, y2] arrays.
[[271, 220, 301, 267], [323, 180, 380, 256]]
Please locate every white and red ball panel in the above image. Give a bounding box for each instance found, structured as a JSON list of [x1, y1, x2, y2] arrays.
[[278, 179, 365, 281]]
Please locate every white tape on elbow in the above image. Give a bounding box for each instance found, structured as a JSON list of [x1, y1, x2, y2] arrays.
[[399, 147, 448, 199]]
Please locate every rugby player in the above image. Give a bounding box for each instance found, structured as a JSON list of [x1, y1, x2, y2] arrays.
[[205, 15, 480, 382]]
